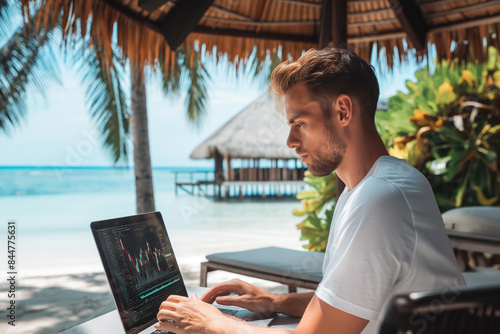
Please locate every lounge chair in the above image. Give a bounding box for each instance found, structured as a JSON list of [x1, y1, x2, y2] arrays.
[[200, 207, 500, 293], [200, 246, 323, 292]]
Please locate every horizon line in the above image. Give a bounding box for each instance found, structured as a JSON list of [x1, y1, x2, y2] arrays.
[[0, 165, 214, 170]]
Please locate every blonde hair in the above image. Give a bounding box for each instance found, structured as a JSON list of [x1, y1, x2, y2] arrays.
[[270, 48, 379, 122]]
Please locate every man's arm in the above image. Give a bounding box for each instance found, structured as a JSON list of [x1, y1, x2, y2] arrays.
[[156, 293, 368, 334], [156, 280, 369, 334], [202, 278, 313, 317], [224, 295, 369, 334], [272, 291, 315, 317], [293, 295, 368, 334]]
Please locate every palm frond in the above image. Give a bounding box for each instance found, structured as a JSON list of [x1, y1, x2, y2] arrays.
[[0, 0, 13, 38], [245, 45, 281, 89], [159, 51, 181, 95], [158, 46, 211, 126], [0, 9, 61, 134], [76, 41, 130, 163], [184, 47, 210, 125]]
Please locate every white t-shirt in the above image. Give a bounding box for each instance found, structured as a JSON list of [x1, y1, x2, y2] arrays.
[[315, 156, 466, 333]]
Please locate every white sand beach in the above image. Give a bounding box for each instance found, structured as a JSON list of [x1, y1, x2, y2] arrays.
[[0, 194, 308, 334]]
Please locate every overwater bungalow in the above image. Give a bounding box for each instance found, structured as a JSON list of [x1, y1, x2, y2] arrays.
[[185, 93, 307, 198]]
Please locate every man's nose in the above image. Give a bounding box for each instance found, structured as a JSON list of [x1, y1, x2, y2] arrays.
[[287, 129, 299, 149]]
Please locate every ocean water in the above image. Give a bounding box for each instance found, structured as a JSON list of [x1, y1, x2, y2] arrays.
[[0, 167, 214, 232], [0, 167, 303, 276]]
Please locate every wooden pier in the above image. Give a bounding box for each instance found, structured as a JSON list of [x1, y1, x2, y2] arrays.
[[219, 180, 305, 198], [173, 169, 214, 195], [174, 159, 307, 198]]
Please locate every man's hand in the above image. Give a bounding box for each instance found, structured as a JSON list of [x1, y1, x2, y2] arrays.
[[201, 278, 275, 313], [155, 283, 368, 334], [155, 294, 235, 334]]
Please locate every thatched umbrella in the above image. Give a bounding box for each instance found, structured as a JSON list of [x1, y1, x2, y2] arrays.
[[20, 0, 500, 202], [21, 0, 500, 68]]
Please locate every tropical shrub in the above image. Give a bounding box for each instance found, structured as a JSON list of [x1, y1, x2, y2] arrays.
[[379, 47, 500, 211], [295, 47, 500, 251], [293, 171, 336, 251]]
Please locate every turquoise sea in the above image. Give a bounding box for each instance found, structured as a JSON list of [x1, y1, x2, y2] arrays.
[[1, 167, 213, 231], [1, 166, 213, 197], [0, 167, 302, 276]]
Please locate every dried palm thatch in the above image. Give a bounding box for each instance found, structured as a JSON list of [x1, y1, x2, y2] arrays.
[[19, 0, 500, 72]]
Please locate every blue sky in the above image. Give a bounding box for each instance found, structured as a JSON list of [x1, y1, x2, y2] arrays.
[[0, 61, 266, 168], [0, 44, 422, 168]]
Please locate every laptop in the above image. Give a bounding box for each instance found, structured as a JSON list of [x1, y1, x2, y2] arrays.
[[90, 211, 275, 334]]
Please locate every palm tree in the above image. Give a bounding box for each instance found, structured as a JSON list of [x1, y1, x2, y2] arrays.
[[130, 64, 155, 213], [0, 0, 210, 214]]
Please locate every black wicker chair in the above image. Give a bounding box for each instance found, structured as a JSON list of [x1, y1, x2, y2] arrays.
[[379, 285, 500, 334]]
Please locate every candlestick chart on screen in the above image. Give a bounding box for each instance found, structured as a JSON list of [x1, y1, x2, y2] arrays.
[[116, 226, 177, 289], [119, 237, 175, 287]]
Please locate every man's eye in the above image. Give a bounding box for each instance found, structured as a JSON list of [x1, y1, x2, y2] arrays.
[[295, 122, 303, 128]]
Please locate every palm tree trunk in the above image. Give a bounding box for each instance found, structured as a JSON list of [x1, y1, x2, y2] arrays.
[[131, 65, 155, 214]]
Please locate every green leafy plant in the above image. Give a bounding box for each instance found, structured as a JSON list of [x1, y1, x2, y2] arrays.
[[293, 171, 336, 251], [379, 47, 500, 211]]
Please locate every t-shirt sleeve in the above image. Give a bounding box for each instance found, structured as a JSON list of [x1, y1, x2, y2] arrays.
[[315, 178, 415, 320]]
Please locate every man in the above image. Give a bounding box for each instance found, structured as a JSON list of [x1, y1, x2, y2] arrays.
[[155, 48, 465, 333]]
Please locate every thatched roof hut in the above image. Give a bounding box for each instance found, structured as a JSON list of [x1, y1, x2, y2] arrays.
[[187, 93, 306, 198], [190, 93, 296, 160], [24, 0, 500, 70]]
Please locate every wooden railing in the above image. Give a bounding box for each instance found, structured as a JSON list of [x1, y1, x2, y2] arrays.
[[173, 167, 308, 198], [172, 169, 213, 195]]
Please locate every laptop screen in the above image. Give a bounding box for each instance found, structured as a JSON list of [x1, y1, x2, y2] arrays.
[[91, 212, 188, 334]]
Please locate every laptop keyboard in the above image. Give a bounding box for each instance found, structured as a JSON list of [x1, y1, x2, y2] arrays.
[[148, 309, 238, 333], [219, 308, 238, 316]]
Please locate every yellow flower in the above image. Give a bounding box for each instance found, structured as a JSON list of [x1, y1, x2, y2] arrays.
[[389, 145, 408, 160], [458, 70, 475, 87], [409, 109, 444, 129], [394, 135, 416, 149], [296, 218, 307, 229], [412, 109, 427, 119], [438, 82, 454, 96]]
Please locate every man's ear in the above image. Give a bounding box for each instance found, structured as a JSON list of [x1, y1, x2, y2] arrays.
[[335, 94, 353, 126]]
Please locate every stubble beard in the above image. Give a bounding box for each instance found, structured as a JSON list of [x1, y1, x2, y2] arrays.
[[307, 124, 346, 177]]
